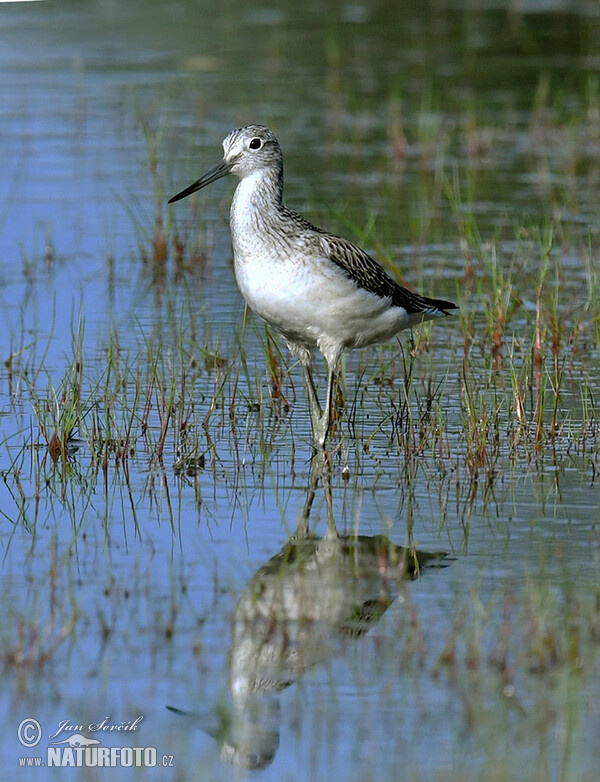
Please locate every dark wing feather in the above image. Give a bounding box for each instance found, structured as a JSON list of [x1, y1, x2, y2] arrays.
[[321, 234, 457, 315]]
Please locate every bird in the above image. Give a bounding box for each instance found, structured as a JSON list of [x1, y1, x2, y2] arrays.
[[169, 124, 457, 449]]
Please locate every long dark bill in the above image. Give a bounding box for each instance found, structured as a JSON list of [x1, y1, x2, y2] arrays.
[[168, 159, 233, 204]]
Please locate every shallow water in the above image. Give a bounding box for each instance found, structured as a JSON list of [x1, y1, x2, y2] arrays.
[[1, 1, 600, 780]]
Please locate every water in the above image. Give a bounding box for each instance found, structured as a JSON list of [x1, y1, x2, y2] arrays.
[[1, 1, 600, 780]]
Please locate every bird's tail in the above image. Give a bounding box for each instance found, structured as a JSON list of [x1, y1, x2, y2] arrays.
[[414, 293, 458, 317]]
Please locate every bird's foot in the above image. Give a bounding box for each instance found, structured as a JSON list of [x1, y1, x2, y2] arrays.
[[311, 413, 330, 451]]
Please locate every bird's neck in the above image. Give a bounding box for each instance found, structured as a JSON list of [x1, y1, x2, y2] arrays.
[[230, 167, 284, 235]]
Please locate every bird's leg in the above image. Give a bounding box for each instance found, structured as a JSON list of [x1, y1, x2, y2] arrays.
[[298, 349, 340, 450], [306, 358, 340, 450], [301, 361, 324, 442], [295, 454, 320, 537], [314, 360, 337, 450], [301, 361, 322, 419]]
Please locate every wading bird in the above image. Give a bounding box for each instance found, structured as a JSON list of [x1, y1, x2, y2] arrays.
[[169, 125, 457, 449]]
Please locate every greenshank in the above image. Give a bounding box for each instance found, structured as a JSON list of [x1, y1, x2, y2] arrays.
[[169, 124, 457, 449]]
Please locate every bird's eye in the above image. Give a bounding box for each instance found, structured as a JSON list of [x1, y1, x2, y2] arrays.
[[249, 137, 262, 150]]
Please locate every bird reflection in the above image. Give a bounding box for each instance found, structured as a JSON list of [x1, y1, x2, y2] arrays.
[[168, 452, 450, 769]]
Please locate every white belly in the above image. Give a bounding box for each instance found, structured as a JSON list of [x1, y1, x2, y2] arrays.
[[234, 248, 412, 357]]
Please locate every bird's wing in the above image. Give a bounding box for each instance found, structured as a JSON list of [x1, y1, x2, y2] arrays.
[[320, 234, 457, 315]]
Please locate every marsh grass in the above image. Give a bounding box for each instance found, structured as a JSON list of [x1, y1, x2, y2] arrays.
[[12, 212, 598, 532]]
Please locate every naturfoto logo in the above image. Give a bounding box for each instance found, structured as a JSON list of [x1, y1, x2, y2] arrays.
[[17, 716, 175, 769]]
